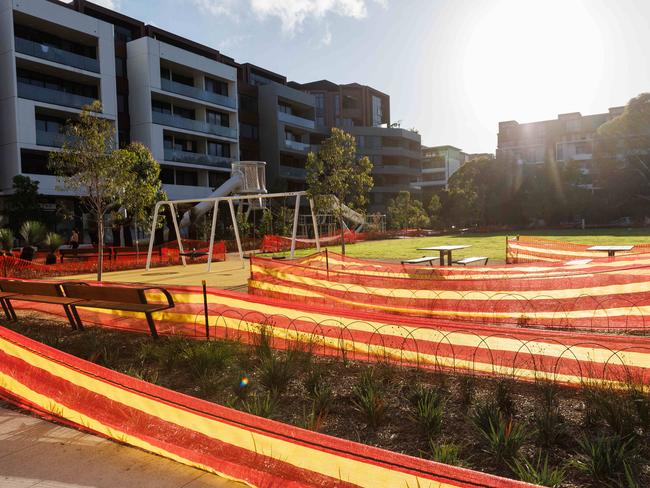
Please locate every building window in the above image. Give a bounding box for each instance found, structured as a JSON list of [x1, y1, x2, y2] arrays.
[[160, 166, 174, 184], [239, 123, 259, 140], [372, 95, 383, 126], [334, 94, 340, 115], [115, 56, 126, 77], [205, 77, 228, 96], [316, 116, 325, 127], [278, 103, 293, 115], [17, 68, 98, 99], [173, 105, 195, 120], [249, 72, 274, 86], [239, 94, 258, 113], [575, 142, 591, 155], [206, 110, 229, 127], [152, 99, 172, 115], [20, 150, 53, 175], [208, 141, 230, 158], [175, 169, 198, 186], [209, 171, 228, 188]]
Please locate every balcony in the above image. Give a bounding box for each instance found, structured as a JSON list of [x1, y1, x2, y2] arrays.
[[163, 149, 232, 168], [152, 111, 237, 139], [279, 165, 307, 179], [160, 78, 236, 109], [283, 139, 315, 153], [373, 165, 420, 176], [18, 82, 96, 109], [36, 130, 63, 147], [278, 111, 315, 130], [15, 37, 99, 73]]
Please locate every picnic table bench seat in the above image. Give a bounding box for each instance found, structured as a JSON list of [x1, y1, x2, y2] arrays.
[[62, 284, 174, 339], [401, 256, 440, 266], [454, 256, 489, 266], [0, 279, 82, 328]]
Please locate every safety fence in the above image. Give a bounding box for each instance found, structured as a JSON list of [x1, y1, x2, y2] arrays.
[[260, 230, 361, 253], [9, 282, 650, 389], [249, 254, 650, 333], [0, 240, 226, 279], [506, 235, 650, 264], [0, 325, 537, 488]]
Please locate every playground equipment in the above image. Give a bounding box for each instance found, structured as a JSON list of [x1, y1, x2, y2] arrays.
[[146, 161, 321, 271]]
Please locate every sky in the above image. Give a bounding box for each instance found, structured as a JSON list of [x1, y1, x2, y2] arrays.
[[96, 0, 650, 153]]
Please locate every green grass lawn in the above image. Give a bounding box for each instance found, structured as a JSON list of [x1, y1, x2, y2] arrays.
[[268, 227, 650, 262]]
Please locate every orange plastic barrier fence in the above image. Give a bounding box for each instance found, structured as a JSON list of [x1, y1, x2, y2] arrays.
[[248, 252, 650, 333], [9, 281, 650, 389], [507, 236, 650, 264], [0, 240, 226, 279], [0, 325, 540, 487]]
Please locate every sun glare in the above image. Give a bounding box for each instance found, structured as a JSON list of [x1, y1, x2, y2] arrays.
[[461, 0, 607, 126]]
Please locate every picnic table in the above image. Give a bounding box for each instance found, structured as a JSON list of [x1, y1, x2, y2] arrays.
[[586, 245, 634, 257], [416, 245, 471, 266]]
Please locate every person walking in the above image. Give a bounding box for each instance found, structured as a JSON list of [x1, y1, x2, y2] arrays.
[[70, 228, 79, 255]]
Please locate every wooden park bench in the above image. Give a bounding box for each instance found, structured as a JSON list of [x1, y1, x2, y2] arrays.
[[59, 246, 103, 263], [62, 283, 175, 339], [401, 256, 440, 266], [454, 256, 489, 266], [0, 279, 83, 329]]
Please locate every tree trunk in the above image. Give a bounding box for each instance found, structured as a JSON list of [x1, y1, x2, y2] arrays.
[[97, 217, 104, 282], [339, 207, 346, 256]]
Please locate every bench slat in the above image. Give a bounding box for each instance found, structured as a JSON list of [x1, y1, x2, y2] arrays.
[[63, 284, 145, 304], [401, 256, 440, 264], [455, 256, 489, 265], [76, 300, 167, 313]]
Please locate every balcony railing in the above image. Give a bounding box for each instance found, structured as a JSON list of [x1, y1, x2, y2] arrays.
[[279, 165, 307, 179], [373, 165, 420, 176], [36, 130, 64, 147], [283, 139, 315, 152], [160, 78, 236, 109], [18, 82, 96, 109], [163, 149, 232, 168], [152, 111, 237, 139], [278, 111, 315, 129], [15, 37, 99, 73]]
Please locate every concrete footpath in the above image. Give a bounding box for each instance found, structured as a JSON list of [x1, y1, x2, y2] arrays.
[[0, 404, 242, 488]]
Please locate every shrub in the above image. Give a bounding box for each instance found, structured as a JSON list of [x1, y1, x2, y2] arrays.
[[243, 392, 278, 419], [254, 325, 273, 360], [588, 388, 638, 438], [411, 386, 446, 439], [509, 453, 566, 487], [352, 368, 386, 429], [429, 441, 464, 467], [534, 407, 565, 448], [19, 220, 46, 247], [476, 414, 530, 465], [301, 404, 327, 432], [258, 353, 292, 395], [571, 435, 637, 482], [0, 228, 14, 254], [470, 400, 501, 435], [456, 374, 475, 406], [493, 377, 515, 417], [629, 388, 650, 432], [181, 340, 234, 377]]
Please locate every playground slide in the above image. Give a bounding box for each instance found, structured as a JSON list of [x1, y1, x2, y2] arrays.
[[179, 172, 243, 229], [340, 203, 365, 232]]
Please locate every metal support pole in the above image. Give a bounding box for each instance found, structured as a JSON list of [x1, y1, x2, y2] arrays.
[[290, 194, 301, 259], [169, 203, 186, 266], [206, 200, 219, 272], [309, 197, 321, 252], [228, 200, 243, 262], [146, 202, 161, 271]]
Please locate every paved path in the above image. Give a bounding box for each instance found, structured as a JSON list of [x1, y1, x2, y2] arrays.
[[0, 404, 242, 488]]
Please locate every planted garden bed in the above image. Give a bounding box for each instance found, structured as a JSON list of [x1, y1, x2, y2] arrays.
[[3, 316, 649, 487]]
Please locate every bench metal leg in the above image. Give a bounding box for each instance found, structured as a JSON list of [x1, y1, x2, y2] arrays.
[[4, 300, 17, 322], [0, 299, 12, 321], [62, 305, 79, 330], [145, 313, 159, 339], [70, 306, 84, 331]]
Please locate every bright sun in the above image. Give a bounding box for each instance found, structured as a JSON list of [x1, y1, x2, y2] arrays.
[[460, 0, 607, 126]]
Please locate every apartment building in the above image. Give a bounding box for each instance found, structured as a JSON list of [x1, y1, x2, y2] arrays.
[[127, 36, 238, 200], [497, 108, 624, 166], [419, 144, 466, 190], [0, 0, 117, 203], [294, 80, 419, 210]]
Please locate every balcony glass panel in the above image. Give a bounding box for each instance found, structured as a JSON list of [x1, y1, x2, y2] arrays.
[[15, 37, 99, 73], [283, 139, 314, 152], [35, 130, 64, 147], [278, 110, 315, 129], [160, 78, 236, 109], [152, 111, 237, 138], [163, 149, 232, 168], [18, 82, 95, 109], [279, 165, 307, 179]]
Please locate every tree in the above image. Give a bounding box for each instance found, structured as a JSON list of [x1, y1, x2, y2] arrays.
[[115, 142, 165, 247], [387, 191, 429, 230], [49, 101, 135, 281], [428, 194, 442, 228], [306, 128, 373, 254], [593, 92, 650, 218], [6, 175, 43, 232]]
